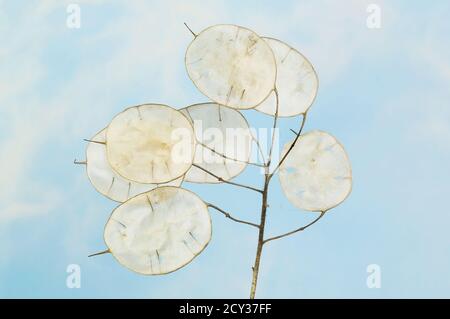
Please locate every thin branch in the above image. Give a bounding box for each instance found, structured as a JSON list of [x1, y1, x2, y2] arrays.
[[83, 138, 106, 145], [88, 249, 110, 257], [269, 112, 308, 179], [249, 89, 279, 297], [207, 203, 259, 229], [74, 159, 86, 165], [192, 164, 263, 194], [251, 133, 267, 165], [267, 88, 279, 166], [184, 22, 197, 37], [199, 142, 265, 168], [263, 211, 326, 245], [249, 174, 270, 299]]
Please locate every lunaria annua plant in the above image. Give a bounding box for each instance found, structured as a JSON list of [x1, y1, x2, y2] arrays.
[[75, 24, 352, 298]]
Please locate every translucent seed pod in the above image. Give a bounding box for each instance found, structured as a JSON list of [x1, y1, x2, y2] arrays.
[[279, 131, 352, 212], [106, 104, 196, 184], [104, 186, 211, 275], [255, 37, 318, 117], [185, 24, 277, 109], [85, 128, 183, 202], [180, 103, 252, 183]]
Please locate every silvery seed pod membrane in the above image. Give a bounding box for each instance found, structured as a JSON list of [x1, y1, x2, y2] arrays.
[[185, 24, 277, 110], [279, 130, 352, 212], [104, 186, 211, 275], [106, 104, 196, 184], [180, 103, 252, 183], [85, 128, 183, 202], [255, 37, 318, 117]]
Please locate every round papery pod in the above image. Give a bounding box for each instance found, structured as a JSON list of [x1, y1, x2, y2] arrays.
[[85, 128, 183, 202], [180, 103, 252, 183], [104, 186, 211, 275], [278, 131, 352, 212], [255, 37, 318, 117], [185, 24, 277, 110], [106, 104, 196, 184]]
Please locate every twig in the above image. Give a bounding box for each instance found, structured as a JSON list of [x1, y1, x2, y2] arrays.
[[88, 249, 110, 257], [199, 142, 265, 168], [251, 133, 267, 165], [249, 89, 281, 298], [83, 139, 106, 145], [249, 88, 280, 298], [269, 112, 308, 179], [192, 164, 263, 194], [207, 203, 259, 229], [184, 22, 197, 37], [249, 174, 270, 298], [267, 88, 279, 166], [74, 159, 87, 165], [250, 108, 311, 298], [263, 211, 326, 245]]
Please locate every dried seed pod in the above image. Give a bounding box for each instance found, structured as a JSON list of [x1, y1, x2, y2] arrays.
[[104, 186, 211, 275], [85, 128, 183, 202], [279, 131, 352, 212], [255, 38, 318, 117], [185, 24, 277, 109], [180, 103, 252, 183], [106, 104, 195, 184]]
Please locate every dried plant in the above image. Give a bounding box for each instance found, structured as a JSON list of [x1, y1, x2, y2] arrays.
[[76, 24, 352, 299]]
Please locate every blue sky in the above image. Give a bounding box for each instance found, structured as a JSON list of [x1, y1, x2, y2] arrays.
[[0, 0, 449, 298]]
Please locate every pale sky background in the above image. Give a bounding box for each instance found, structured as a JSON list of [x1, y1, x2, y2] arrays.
[[0, 0, 449, 298]]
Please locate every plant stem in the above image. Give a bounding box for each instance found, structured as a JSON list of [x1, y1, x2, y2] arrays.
[[199, 142, 265, 168], [192, 164, 263, 194], [207, 203, 260, 229], [183, 22, 197, 37], [250, 173, 270, 299], [269, 112, 307, 179], [250, 88, 278, 299], [88, 249, 110, 257], [249, 106, 315, 298], [263, 211, 326, 244]]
